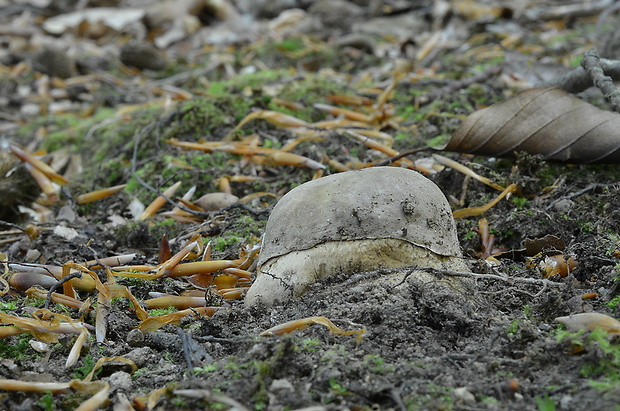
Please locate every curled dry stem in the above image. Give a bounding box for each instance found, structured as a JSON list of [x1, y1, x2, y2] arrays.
[[453, 184, 518, 219], [138, 306, 220, 333], [433, 154, 505, 191], [75, 184, 127, 204], [260, 316, 366, 342]]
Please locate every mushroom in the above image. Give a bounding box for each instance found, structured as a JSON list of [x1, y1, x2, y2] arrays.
[[245, 167, 470, 306]]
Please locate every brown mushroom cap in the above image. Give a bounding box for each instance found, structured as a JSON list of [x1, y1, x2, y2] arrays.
[[258, 167, 461, 266], [246, 167, 468, 306]]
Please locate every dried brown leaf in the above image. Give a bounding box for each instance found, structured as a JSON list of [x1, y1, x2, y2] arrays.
[[446, 87, 620, 163]]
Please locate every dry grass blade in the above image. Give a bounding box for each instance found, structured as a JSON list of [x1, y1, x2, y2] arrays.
[[260, 316, 365, 341], [216, 287, 247, 299], [453, 184, 518, 219], [84, 356, 137, 382], [155, 238, 202, 277], [260, 151, 325, 170], [432, 154, 505, 191], [94, 269, 114, 344], [25, 164, 58, 202], [163, 259, 243, 278], [138, 306, 219, 333], [344, 130, 401, 158], [132, 385, 168, 410], [75, 184, 127, 204], [67, 328, 89, 367], [6, 262, 95, 291], [0, 326, 26, 338], [73, 382, 110, 411], [352, 129, 395, 146], [313, 103, 370, 122], [86, 254, 137, 270], [226, 110, 310, 139], [0, 379, 71, 392], [74, 264, 149, 321], [26, 288, 90, 310], [0, 311, 89, 339], [326, 94, 374, 106], [0, 356, 135, 409], [556, 312, 620, 334], [10, 144, 68, 185], [143, 295, 209, 309], [139, 181, 182, 220], [0, 310, 91, 367]]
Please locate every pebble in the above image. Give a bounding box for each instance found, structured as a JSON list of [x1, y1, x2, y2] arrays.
[[454, 387, 475, 402], [124, 346, 155, 368], [120, 42, 168, 71], [126, 328, 145, 347], [20, 103, 41, 117], [106, 371, 133, 392], [553, 198, 574, 213]]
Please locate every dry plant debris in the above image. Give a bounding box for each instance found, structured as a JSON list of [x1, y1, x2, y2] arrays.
[[556, 312, 620, 334], [260, 316, 365, 341]]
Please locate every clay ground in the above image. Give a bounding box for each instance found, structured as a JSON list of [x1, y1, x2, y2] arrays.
[[1, 1, 620, 410]]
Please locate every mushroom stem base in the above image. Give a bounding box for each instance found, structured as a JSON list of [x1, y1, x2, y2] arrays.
[[245, 238, 469, 307]]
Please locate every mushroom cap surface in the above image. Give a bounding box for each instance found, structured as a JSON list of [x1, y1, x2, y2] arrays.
[[257, 166, 461, 268]]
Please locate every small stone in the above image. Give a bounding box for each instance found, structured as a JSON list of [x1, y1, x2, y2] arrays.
[[124, 347, 155, 368], [553, 198, 574, 213], [32, 47, 76, 79], [333, 33, 376, 53], [308, 0, 363, 31], [270, 378, 294, 392], [120, 43, 168, 71], [29, 340, 49, 353], [53, 225, 80, 241], [126, 328, 145, 347], [20, 103, 41, 117], [454, 387, 475, 402], [24, 249, 41, 263], [195, 192, 239, 211], [106, 371, 133, 392]]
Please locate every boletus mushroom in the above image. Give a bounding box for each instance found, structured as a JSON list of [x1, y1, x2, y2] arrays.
[[245, 167, 469, 306]]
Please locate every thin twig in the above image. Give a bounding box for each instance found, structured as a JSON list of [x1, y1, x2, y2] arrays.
[[418, 266, 564, 289], [545, 183, 613, 210], [581, 48, 620, 113], [542, 56, 620, 94], [594, 1, 620, 39], [45, 271, 83, 309], [0, 221, 24, 231], [388, 266, 418, 290], [177, 327, 194, 373], [390, 388, 407, 411], [374, 148, 430, 167]]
